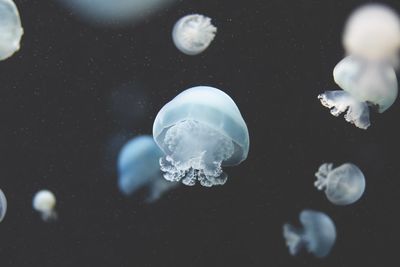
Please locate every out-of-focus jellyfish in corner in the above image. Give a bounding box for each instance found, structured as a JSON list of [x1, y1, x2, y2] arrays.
[[33, 190, 57, 222], [343, 3, 400, 65], [0, 0, 23, 61], [283, 210, 336, 258], [318, 56, 398, 129], [153, 86, 249, 187], [314, 163, 365, 205], [0, 189, 7, 222], [118, 135, 178, 202], [172, 14, 217, 55]]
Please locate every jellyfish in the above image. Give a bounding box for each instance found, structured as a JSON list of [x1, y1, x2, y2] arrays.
[[343, 3, 400, 65], [153, 86, 249, 187], [283, 210, 336, 258], [318, 56, 398, 129], [118, 135, 178, 202], [0, 0, 23, 61], [172, 14, 217, 55], [33, 190, 57, 222], [0, 189, 7, 222], [314, 163, 365, 205]]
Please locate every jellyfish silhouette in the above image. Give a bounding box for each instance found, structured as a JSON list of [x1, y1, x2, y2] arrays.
[[118, 135, 177, 202], [33, 190, 57, 222], [318, 56, 398, 129], [0, 0, 23, 60], [172, 14, 217, 55], [0, 189, 7, 222], [315, 163, 365, 205], [283, 210, 336, 258], [153, 86, 249, 187]]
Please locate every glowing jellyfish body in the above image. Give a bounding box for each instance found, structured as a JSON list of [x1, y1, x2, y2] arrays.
[[315, 163, 365, 205], [33, 190, 57, 222], [118, 135, 177, 202], [153, 86, 249, 187], [318, 56, 398, 129], [0, 0, 23, 60], [172, 14, 217, 55], [0, 189, 7, 222], [283, 210, 336, 258], [343, 4, 400, 64]]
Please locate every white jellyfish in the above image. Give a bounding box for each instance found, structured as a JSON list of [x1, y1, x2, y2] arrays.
[[0, 0, 23, 60], [0, 189, 7, 222], [118, 135, 177, 202], [283, 210, 336, 258], [343, 3, 400, 64], [33, 190, 57, 222], [153, 86, 249, 187], [314, 163, 365, 205], [318, 56, 398, 129], [172, 14, 217, 55]]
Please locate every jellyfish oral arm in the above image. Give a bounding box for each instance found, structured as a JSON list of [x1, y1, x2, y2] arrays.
[[318, 90, 371, 129], [314, 163, 334, 190], [283, 224, 305, 255]]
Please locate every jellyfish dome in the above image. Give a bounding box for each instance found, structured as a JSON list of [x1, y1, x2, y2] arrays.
[[318, 56, 398, 129], [343, 3, 400, 63], [172, 14, 217, 55], [0, 0, 23, 61], [283, 210, 336, 258], [118, 135, 177, 202], [315, 163, 365, 205], [153, 86, 249, 187], [33, 190, 57, 222], [0, 189, 7, 222]]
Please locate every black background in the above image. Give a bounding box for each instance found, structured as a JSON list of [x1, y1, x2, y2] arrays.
[[0, 0, 399, 266]]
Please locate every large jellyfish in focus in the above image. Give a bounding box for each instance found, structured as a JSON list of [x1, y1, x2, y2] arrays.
[[118, 135, 177, 202], [172, 14, 217, 55], [315, 163, 365, 205], [153, 86, 249, 187], [283, 210, 336, 258], [33, 190, 57, 222], [318, 56, 398, 129], [0, 0, 23, 60], [0, 189, 7, 222]]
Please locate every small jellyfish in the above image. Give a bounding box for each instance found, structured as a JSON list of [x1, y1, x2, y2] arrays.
[[33, 190, 57, 222], [153, 86, 249, 187], [0, 189, 7, 222], [318, 56, 398, 129], [0, 0, 23, 60], [314, 163, 365, 205], [118, 135, 177, 202], [172, 14, 217, 55], [283, 210, 336, 258]]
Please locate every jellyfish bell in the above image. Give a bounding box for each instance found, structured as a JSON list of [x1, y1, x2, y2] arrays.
[[33, 190, 57, 222], [283, 210, 336, 258], [314, 163, 365, 205], [153, 86, 249, 187], [0, 0, 23, 61], [172, 14, 217, 55], [343, 3, 400, 64], [0, 189, 7, 222]]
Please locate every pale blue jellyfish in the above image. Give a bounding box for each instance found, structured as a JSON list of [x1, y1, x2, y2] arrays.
[[0, 189, 7, 222], [318, 56, 398, 129], [33, 190, 57, 222], [118, 135, 177, 202], [153, 86, 250, 187], [283, 210, 336, 258], [0, 0, 23, 60]]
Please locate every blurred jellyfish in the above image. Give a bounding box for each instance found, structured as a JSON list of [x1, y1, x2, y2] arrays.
[[118, 135, 177, 202], [33, 190, 57, 222], [315, 163, 365, 205], [283, 210, 336, 258], [318, 56, 398, 129], [343, 4, 400, 65], [0, 0, 23, 60], [0, 189, 7, 222], [172, 14, 217, 55], [153, 86, 249, 187], [57, 0, 177, 26]]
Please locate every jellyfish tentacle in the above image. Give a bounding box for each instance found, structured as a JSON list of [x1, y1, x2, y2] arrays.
[[314, 163, 333, 190], [283, 224, 305, 256]]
